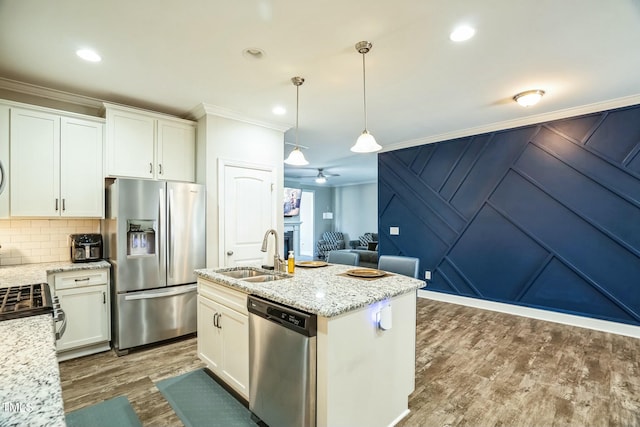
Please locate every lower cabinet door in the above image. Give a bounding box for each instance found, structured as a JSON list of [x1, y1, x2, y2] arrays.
[[56, 284, 109, 351], [197, 295, 249, 399], [219, 303, 249, 399], [197, 295, 223, 371]]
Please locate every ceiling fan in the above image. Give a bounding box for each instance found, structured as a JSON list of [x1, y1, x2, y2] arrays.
[[289, 168, 340, 184]]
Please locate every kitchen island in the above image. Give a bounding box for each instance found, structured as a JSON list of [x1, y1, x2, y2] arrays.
[[195, 264, 423, 427], [0, 261, 110, 427]]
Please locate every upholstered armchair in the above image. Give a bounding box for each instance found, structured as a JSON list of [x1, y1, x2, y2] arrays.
[[316, 231, 345, 259], [357, 232, 378, 250]]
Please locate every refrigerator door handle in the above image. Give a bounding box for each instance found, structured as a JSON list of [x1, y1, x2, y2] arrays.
[[123, 284, 197, 301], [168, 188, 174, 279], [158, 186, 167, 285]]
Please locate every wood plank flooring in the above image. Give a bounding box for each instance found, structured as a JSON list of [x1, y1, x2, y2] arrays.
[[59, 298, 640, 426]]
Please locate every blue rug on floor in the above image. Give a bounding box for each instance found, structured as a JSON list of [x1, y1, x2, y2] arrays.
[[156, 368, 256, 427], [66, 395, 142, 427]]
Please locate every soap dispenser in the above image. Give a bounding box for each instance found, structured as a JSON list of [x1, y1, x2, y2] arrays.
[[287, 251, 295, 273]]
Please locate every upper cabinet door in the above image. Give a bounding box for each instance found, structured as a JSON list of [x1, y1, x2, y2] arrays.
[[106, 108, 155, 179], [10, 108, 60, 216], [60, 117, 104, 217], [156, 119, 196, 182]]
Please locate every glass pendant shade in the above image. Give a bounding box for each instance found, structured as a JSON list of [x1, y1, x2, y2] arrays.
[[351, 130, 382, 153], [284, 146, 308, 165]]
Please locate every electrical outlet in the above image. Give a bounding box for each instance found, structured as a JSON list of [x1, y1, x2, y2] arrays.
[[390, 226, 400, 235], [424, 271, 431, 280]]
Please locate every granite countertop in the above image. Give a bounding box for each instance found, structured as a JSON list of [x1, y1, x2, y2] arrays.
[[0, 261, 110, 427], [195, 264, 424, 317], [0, 260, 110, 288], [0, 315, 65, 427]]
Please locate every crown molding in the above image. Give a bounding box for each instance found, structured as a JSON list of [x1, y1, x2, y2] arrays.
[[189, 102, 291, 132], [0, 77, 104, 110], [382, 93, 640, 153]]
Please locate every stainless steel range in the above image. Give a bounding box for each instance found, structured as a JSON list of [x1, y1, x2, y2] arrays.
[[0, 283, 66, 338]]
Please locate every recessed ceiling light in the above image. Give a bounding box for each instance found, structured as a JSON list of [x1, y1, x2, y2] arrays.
[[450, 25, 476, 42], [513, 90, 545, 107], [272, 106, 286, 115], [76, 48, 101, 62]]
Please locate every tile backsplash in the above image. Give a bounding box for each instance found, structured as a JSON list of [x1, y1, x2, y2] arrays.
[[0, 219, 100, 266]]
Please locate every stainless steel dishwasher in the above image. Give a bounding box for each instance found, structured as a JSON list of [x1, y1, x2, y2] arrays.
[[248, 295, 317, 427]]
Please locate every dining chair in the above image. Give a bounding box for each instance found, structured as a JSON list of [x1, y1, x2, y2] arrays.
[[327, 250, 360, 266], [377, 255, 420, 278]]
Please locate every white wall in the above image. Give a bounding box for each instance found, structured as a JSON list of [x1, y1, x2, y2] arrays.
[[195, 110, 285, 268], [334, 182, 377, 243]]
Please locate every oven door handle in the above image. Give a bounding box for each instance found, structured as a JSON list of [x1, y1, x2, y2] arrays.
[[55, 309, 67, 340]]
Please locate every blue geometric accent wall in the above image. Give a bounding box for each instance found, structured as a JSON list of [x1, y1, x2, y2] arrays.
[[378, 104, 640, 326]]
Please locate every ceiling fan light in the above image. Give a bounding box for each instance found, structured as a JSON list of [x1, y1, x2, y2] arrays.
[[351, 130, 382, 153], [513, 90, 545, 107], [284, 147, 309, 165], [315, 176, 327, 184]]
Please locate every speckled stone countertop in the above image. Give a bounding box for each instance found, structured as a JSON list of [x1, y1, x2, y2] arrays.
[[195, 264, 424, 317], [0, 261, 109, 427], [0, 260, 110, 288]]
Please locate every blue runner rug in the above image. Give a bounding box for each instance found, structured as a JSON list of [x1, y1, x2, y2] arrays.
[[156, 368, 256, 427], [66, 395, 142, 427]]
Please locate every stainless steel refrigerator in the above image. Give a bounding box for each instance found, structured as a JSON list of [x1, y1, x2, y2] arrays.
[[103, 178, 205, 354]]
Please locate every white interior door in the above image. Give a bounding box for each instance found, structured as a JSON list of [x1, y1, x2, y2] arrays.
[[221, 162, 275, 267]]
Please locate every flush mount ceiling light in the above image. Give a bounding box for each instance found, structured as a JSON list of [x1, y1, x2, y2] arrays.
[[76, 48, 101, 62], [351, 41, 382, 153], [450, 25, 476, 42], [242, 47, 265, 60], [284, 76, 309, 166], [513, 90, 545, 107]]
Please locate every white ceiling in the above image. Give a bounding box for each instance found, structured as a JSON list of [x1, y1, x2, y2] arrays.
[[1, 0, 640, 186]]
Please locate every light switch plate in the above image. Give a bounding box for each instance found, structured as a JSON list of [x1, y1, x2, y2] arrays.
[[424, 271, 431, 280], [390, 226, 400, 235]]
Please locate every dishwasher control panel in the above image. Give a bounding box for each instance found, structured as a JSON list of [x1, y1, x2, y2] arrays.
[[248, 295, 317, 337]]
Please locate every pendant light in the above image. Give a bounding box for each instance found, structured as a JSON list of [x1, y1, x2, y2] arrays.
[[284, 76, 309, 166], [351, 41, 381, 153]]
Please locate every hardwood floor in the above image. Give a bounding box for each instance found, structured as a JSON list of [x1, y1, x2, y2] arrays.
[[59, 298, 640, 426], [399, 298, 640, 427], [59, 335, 205, 426]]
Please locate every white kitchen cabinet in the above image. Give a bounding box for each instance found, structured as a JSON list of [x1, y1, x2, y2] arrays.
[[197, 278, 249, 399], [49, 268, 111, 361], [105, 104, 195, 182], [0, 104, 9, 219], [10, 107, 103, 217]]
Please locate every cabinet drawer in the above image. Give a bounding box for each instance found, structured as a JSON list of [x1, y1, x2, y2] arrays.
[[198, 278, 247, 314], [54, 269, 108, 290]]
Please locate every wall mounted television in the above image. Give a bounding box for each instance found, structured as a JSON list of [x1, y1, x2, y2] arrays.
[[284, 187, 302, 217]]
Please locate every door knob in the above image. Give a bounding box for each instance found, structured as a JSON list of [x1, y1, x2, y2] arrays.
[[226, 250, 234, 256]]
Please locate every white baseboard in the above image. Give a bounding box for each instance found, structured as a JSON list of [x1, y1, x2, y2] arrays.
[[388, 409, 410, 427], [418, 290, 640, 340]]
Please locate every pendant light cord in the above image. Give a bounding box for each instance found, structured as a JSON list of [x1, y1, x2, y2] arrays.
[[296, 83, 300, 147], [362, 52, 368, 132]]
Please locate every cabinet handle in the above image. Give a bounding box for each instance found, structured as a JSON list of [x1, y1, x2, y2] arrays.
[[159, 164, 163, 175], [74, 278, 90, 282], [62, 199, 66, 212], [55, 199, 59, 211], [217, 313, 222, 329], [103, 292, 106, 304], [149, 162, 153, 174], [213, 313, 218, 328]]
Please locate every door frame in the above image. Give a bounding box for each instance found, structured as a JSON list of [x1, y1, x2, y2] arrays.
[[217, 158, 278, 267]]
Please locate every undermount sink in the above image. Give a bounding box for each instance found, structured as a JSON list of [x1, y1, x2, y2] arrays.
[[216, 268, 289, 282], [242, 274, 286, 283], [218, 269, 267, 279]]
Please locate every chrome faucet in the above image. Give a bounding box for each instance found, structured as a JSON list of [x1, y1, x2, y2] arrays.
[[261, 229, 285, 272]]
